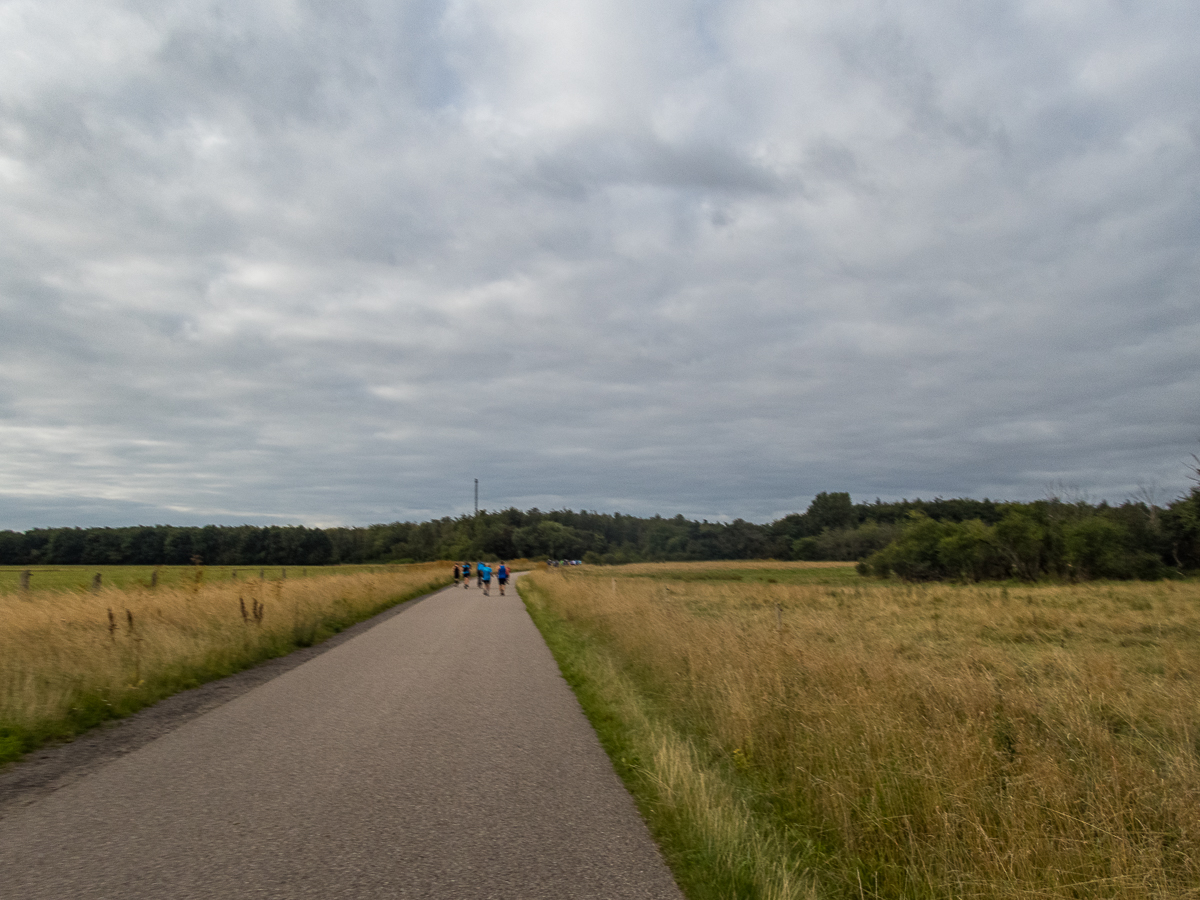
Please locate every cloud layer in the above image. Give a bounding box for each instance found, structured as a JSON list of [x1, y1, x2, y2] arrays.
[[2, 0, 1198, 528]]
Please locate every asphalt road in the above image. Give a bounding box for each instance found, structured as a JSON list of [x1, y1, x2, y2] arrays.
[[0, 578, 684, 899]]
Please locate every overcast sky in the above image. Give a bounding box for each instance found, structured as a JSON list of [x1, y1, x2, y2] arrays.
[[1, 0, 1198, 529]]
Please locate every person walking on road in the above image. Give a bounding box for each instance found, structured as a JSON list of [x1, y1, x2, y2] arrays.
[[462, 561, 471, 588], [453, 563, 461, 585], [479, 562, 493, 596], [497, 562, 509, 595]]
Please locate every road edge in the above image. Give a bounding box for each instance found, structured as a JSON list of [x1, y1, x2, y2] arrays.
[[0, 582, 447, 817]]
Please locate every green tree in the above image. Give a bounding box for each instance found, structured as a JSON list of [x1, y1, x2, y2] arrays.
[[1162, 487, 1200, 570], [1063, 517, 1126, 579], [993, 509, 1046, 580], [44, 528, 86, 564], [936, 519, 998, 581], [861, 513, 950, 580], [0, 531, 27, 565], [807, 492, 854, 531]]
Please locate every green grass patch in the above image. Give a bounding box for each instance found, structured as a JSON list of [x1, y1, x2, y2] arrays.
[[617, 568, 860, 586]]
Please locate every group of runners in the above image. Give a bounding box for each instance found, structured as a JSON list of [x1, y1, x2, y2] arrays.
[[453, 560, 509, 596]]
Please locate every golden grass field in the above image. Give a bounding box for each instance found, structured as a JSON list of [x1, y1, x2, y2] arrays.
[[0, 562, 454, 762], [520, 562, 1200, 900], [0, 563, 389, 595]]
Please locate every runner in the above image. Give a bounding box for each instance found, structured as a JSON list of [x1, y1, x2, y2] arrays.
[[497, 561, 509, 595], [461, 561, 471, 588], [479, 562, 493, 596], [453, 563, 461, 585], [476, 563, 483, 589]]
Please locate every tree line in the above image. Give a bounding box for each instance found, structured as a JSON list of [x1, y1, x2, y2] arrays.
[[0, 510, 790, 567], [859, 489, 1200, 582], [1, 484, 1196, 580]]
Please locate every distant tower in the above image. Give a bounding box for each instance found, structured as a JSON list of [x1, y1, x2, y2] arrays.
[[474, 478, 479, 515]]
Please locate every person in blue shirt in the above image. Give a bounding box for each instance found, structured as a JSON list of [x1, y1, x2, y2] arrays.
[[479, 563, 493, 595], [497, 562, 509, 595], [461, 561, 471, 588]]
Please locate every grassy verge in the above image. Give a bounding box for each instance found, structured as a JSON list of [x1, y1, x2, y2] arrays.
[[519, 570, 820, 900], [0, 563, 451, 764], [519, 564, 1200, 900]]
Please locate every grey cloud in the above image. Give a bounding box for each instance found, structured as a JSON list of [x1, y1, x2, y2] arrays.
[[0, 0, 1197, 530], [531, 132, 784, 196]]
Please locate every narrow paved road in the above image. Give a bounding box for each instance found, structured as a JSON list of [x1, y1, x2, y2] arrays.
[[0, 579, 684, 899]]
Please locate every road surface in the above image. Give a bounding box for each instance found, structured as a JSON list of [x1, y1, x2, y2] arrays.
[[0, 578, 684, 899]]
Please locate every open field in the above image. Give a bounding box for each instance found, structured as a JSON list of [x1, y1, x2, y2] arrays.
[[0, 562, 454, 764], [0, 563, 400, 595], [519, 563, 1200, 900], [605, 560, 861, 586]]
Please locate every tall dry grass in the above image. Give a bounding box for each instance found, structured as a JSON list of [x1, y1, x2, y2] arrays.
[[523, 568, 1200, 899], [0, 563, 449, 762]]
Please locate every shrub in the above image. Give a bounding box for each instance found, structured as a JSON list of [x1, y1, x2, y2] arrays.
[[936, 518, 1001, 581], [992, 508, 1046, 580]]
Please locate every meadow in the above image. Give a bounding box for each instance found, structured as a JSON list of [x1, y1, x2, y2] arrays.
[[519, 562, 1200, 900], [0, 562, 453, 763], [0, 562, 391, 595]]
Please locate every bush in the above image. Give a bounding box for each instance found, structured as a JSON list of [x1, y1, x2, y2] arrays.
[[861, 513, 952, 580], [992, 509, 1046, 581], [936, 518, 1003, 581], [1163, 488, 1200, 570], [792, 520, 902, 561], [864, 501, 1182, 583]]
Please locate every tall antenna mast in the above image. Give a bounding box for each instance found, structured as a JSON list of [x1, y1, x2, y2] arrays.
[[474, 478, 479, 515]]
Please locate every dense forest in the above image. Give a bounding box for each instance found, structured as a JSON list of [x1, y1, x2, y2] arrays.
[[0, 495, 1008, 568], [1, 477, 1197, 581]]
